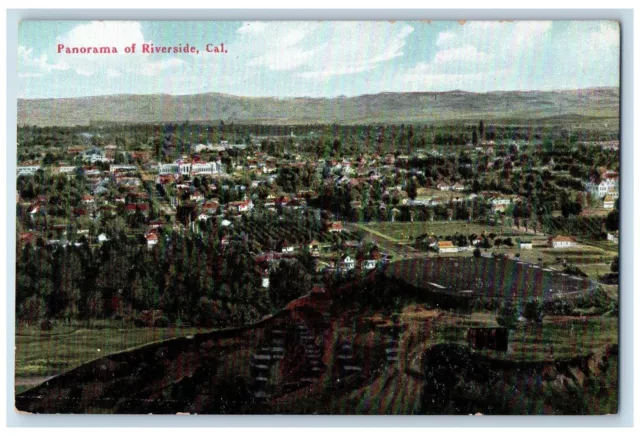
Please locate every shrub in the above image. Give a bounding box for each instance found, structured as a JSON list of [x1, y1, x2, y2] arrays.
[[547, 297, 573, 315], [133, 317, 147, 328], [19, 294, 46, 325], [153, 316, 170, 328], [496, 302, 519, 329], [523, 298, 544, 323], [564, 264, 589, 278]]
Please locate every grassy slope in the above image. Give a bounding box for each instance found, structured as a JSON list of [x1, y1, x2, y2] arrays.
[[15, 321, 205, 378]]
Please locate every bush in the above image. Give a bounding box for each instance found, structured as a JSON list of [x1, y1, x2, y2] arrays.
[[610, 256, 619, 273], [523, 298, 544, 323], [19, 294, 46, 325], [564, 264, 589, 278], [547, 297, 573, 315], [133, 317, 147, 328], [153, 316, 170, 328], [496, 302, 519, 329], [40, 319, 54, 331]]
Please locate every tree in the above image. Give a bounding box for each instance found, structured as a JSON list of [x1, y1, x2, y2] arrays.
[[473, 247, 481, 258], [19, 294, 46, 325], [611, 255, 619, 273], [407, 178, 418, 200], [268, 260, 312, 310], [605, 209, 619, 232], [496, 301, 518, 329], [523, 298, 544, 323]]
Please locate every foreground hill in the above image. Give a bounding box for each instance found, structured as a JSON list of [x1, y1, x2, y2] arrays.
[[16, 273, 618, 415], [18, 87, 619, 126]]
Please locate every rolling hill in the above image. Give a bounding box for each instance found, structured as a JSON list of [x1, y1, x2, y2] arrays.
[[17, 87, 619, 126]]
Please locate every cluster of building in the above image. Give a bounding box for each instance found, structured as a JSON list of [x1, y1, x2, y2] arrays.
[[584, 170, 619, 209]]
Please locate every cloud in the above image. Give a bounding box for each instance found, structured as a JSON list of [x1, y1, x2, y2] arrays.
[[56, 21, 146, 53], [18, 45, 68, 73], [237, 22, 414, 80], [18, 72, 44, 78], [18, 20, 620, 98], [237, 21, 269, 35], [390, 21, 618, 92], [106, 68, 122, 78], [20, 21, 188, 80], [433, 45, 488, 64], [139, 58, 186, 76], [436, 31, 457, 47]]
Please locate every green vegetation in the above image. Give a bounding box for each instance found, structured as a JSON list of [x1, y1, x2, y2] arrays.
[[15, 320, 204, 378]]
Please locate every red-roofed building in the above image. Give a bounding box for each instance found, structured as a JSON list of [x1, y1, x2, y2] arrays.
[[202, 201, 219, 215], [146, 232, 159, 248], [327, 221, 344, 233], [19, 232, 36, 245]]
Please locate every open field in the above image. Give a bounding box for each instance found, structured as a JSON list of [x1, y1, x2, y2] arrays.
[[386, 257, 599, 301], [15, 321, 205, 380], [396, 306, 618, 362], [364, 221, 533, 242], [364, 221, 617, 280]]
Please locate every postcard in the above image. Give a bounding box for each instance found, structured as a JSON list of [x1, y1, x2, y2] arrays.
[[15, 20, 620, 415]]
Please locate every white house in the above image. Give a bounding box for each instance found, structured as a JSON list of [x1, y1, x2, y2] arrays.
[[158, 163, 180, 175], [193, 143, 215, 153], [97, 233, 108, 243], [191, 162, 221, 175], [109, 165, 137, 173], [340, 255, 355, 271], [228, 199, 253, 213], [261, 270, 270, 289], [56, 165, 76, 175], [603, 195, 616, 209], [518, 240, 533, 250], [437, 241, 458, 253], [607, 231, 619, 244], [280, 241, 295, 253], [490, 196, 512, 206], [585, 174, 619, 199], [361, 259, 377, 270], [548, 236, 576, 249], [17, 166, 41, 176], [83, 148, 111, 164]]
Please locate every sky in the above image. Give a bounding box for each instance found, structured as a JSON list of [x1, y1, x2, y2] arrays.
[[17, 20, 620, 99]]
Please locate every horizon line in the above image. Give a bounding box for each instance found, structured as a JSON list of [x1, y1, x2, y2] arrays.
[[18, 85, 620, 101]]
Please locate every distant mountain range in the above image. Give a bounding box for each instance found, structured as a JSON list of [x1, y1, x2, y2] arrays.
[[17, 87, 619, 126]]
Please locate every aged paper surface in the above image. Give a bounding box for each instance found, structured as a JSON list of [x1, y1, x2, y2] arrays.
[[15, 20, 619, 414]]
